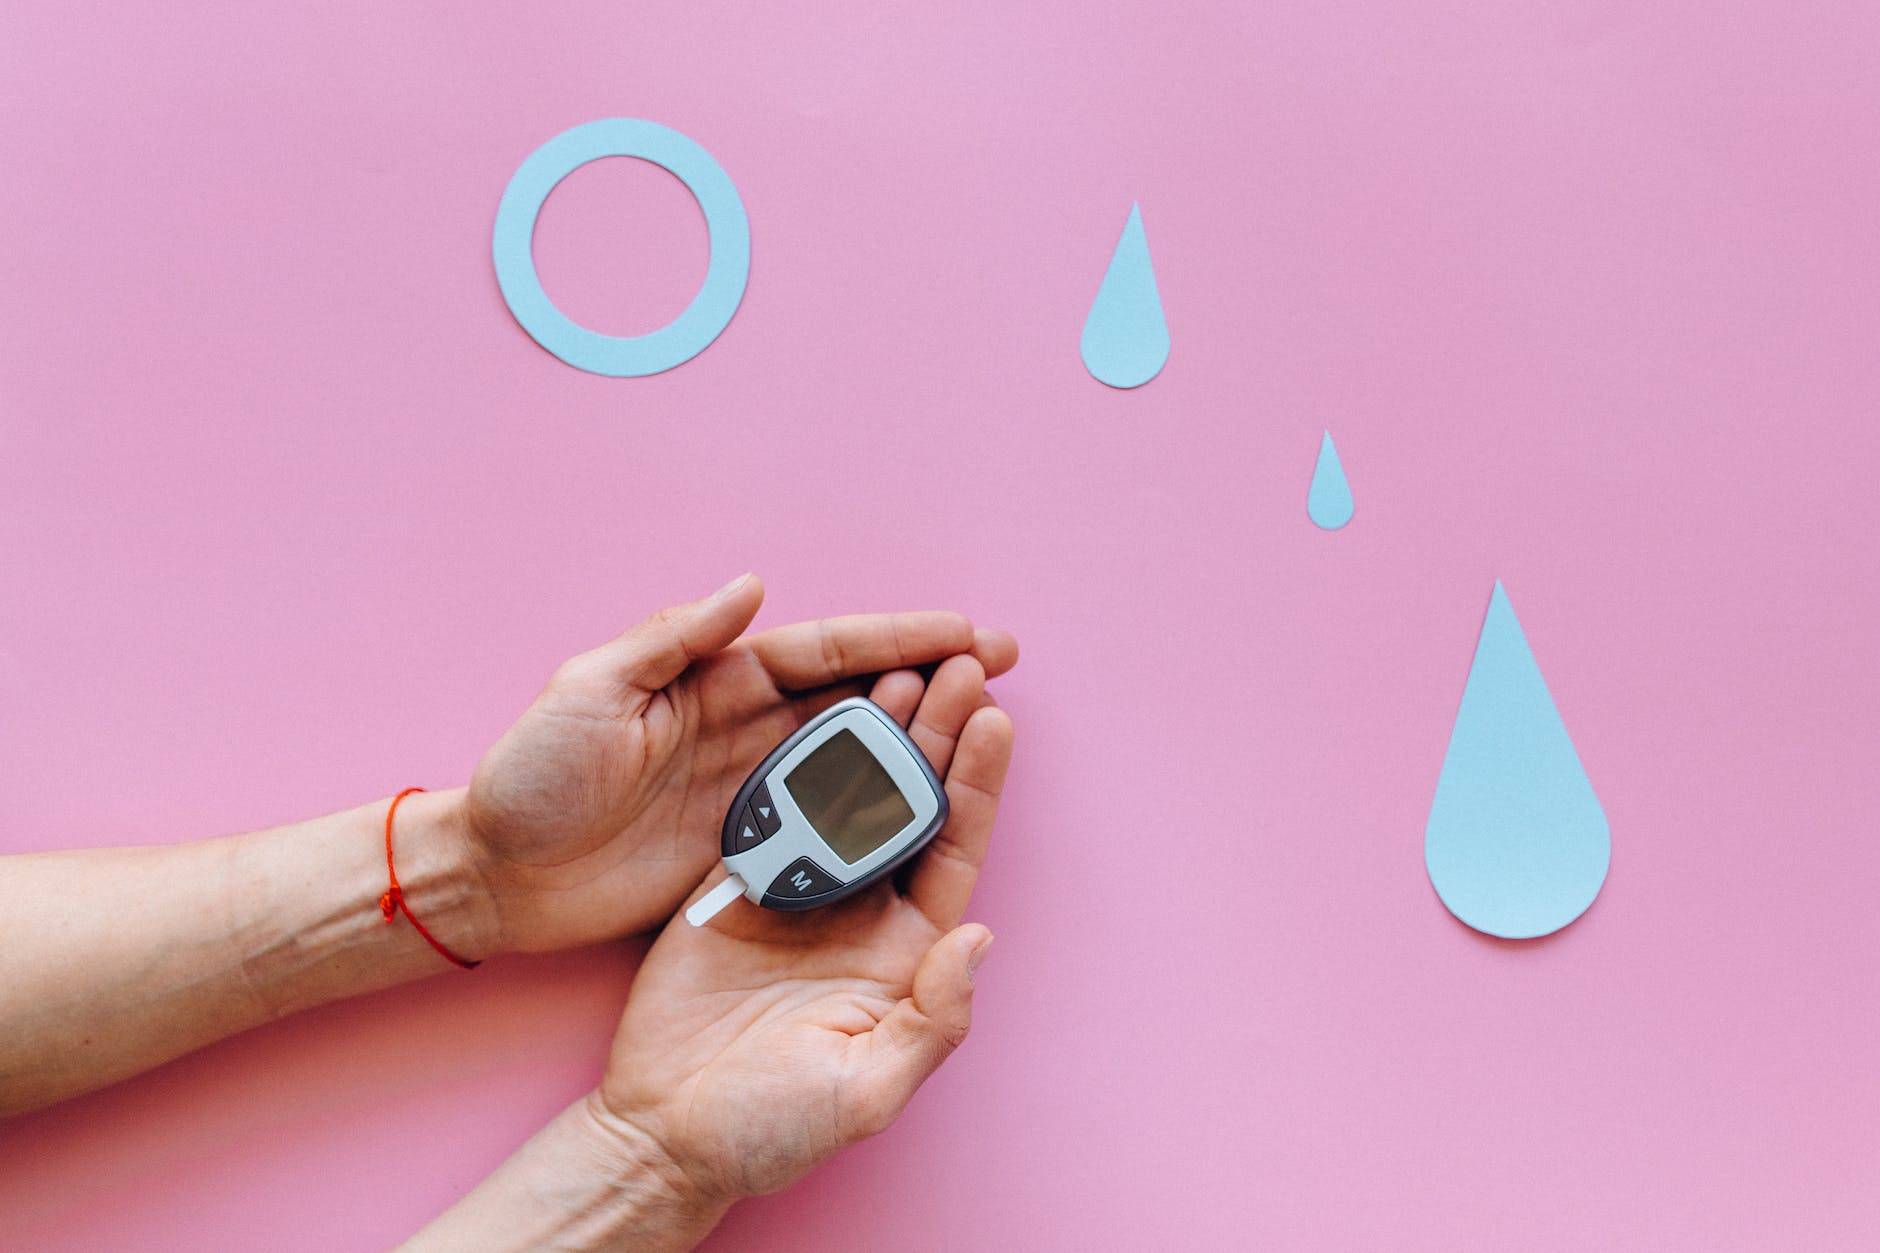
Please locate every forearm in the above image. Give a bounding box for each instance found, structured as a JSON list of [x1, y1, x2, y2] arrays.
[[0, 789, 495, 1115], [403, 1093, 729, 1253]]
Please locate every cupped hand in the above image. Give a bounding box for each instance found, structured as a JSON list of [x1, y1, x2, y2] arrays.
[[462, 575, 1016, 954], [590, 653, 1014, 1203]]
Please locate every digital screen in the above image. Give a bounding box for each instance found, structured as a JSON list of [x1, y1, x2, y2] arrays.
[[784, 729, 915, 864]]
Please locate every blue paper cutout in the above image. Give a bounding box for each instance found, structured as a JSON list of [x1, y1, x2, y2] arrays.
[[1080, 203, 1169, 388], [1425, 583, 1610, 940], [1307, 431, 1354, 530], [492, 119, 750, 377]]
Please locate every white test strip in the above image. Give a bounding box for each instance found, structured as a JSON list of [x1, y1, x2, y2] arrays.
[[685, 874, 748, 927]]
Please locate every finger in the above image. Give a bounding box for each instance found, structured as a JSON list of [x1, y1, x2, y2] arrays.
[[907, 655, 986, 780], [782, 669, 925, 752], [749, 611, 974, 691], [971, 628, 1020, 679], [869, 669, 926, 726], [904, 706, 1014, 929], [592, 574, 765, 692], [847, 924, 993, 1139]]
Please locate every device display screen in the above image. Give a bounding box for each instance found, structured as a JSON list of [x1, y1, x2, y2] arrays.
[[784, 729, 915, 863]]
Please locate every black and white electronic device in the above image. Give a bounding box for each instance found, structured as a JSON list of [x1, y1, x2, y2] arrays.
[[685, 697, 948, 926]]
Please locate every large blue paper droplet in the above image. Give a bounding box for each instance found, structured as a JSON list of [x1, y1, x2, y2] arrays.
[[1080, 203, 1169, 389], [1425, 583, 1610, 939], [1307, 431, 1354, 530]]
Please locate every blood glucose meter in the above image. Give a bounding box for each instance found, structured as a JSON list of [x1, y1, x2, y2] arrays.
[[685, 697, 948, 926]]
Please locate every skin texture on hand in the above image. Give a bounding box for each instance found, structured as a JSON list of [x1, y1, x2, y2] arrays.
[[464, 573, 1018, 954], [406, 631, 1018, 1250], [595, 653, 1014, 1205]]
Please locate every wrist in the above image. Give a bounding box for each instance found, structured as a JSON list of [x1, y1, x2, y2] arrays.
[[478, 1092, 731, 1251], [222, 790, 501, 1023], [402, 1094, 729, 1252], [385, 787, 503, 964], [576, 1092, 733, 1231]]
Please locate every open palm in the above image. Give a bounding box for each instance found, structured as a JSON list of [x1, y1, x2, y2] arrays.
[[594, 654, 1013, 1202], [465, 574, 1016, 952]]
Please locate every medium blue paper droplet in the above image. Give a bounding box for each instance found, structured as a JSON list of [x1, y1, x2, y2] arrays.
[[1080, 203, 1169, 389], [1425, 583, 1610, 940], [1307, 431, 1354, 530]]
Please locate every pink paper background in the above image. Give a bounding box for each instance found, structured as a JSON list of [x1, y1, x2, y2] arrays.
[[3, 2, 1877, 1248]]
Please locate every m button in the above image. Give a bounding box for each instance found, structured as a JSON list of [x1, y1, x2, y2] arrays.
[[762, 857, 842, 906]]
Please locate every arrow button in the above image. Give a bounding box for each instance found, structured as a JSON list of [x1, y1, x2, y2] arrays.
[[727, 803, 770, 854], [750, 782, 783, 837]]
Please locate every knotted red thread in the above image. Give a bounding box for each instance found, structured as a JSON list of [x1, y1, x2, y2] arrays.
[[379, 787, 480, 970]]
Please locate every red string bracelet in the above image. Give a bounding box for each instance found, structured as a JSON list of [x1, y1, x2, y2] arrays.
[[378, 787, 481, 970]]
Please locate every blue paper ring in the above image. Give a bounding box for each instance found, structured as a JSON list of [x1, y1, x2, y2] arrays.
[[492, 119, 750, 377]]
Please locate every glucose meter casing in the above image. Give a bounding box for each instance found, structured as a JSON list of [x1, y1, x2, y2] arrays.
[[719, 697, 948, 911]]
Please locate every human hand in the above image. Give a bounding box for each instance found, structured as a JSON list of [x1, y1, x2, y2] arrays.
[[586, 653, 1014, 1205], [458, 575, 1016, 955]]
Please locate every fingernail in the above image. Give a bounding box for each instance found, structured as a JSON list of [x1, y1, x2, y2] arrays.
[[967, 933, 994, 982], [712, 572, 752, 601]]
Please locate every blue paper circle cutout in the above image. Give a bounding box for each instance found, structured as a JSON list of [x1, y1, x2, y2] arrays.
[[492, 119, 750, 377]]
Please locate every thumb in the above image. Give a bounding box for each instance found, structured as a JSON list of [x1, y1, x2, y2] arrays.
[[604, 573, 765, 692], [851, 924, 993, 1138]]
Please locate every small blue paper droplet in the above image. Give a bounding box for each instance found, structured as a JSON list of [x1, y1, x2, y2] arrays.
[[1080, 203, 1169, 389], [1425, 583, 1610, 940], [1307, 431, 1354, 530]]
